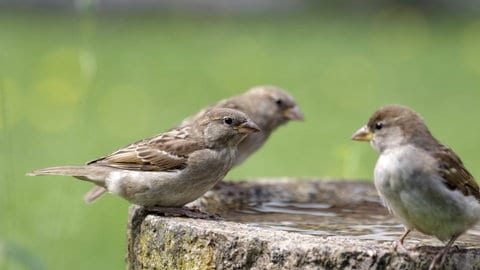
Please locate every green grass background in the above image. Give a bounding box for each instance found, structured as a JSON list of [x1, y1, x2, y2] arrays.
[[1, 7, 480, 269]]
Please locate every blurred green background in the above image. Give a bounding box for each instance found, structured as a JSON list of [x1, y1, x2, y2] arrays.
[[2, 2, 480, 269]]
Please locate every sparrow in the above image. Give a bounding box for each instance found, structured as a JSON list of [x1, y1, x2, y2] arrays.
[[352, 104, 480, 270], [84, 85, 303, 203], [27, 108, 260, 217], [179, 85, 304, 166]]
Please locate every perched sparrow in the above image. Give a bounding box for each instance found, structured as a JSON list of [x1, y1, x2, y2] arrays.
[[179, 85, 303, 166], [352, 104, 480, 270], [27, 108, 260, 216], [84, 85, 303, 203]]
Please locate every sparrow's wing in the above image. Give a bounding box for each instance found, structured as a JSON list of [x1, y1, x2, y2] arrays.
[[434, 145, 480, 202], [87, 127, 203, 171]]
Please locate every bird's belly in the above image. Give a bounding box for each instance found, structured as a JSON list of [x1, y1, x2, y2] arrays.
[[105, 149, 234, 207], [106, 170, 226, 207], [374, 153, 480, 241]]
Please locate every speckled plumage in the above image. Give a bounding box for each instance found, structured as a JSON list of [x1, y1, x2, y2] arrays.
[[27, 108, 260, 207], [82, 85, 302, 203]]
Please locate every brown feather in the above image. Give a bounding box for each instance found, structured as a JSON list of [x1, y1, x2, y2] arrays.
[[87, 127, 204, 172], [433, 145, 480, 202]]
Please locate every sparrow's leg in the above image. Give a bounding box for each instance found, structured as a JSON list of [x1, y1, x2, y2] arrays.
[[145, 206, 222, 220], [393, 228, 411, 252], [428, 234, 459, 270]]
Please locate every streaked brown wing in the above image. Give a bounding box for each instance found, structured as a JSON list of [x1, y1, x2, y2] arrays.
[[88, 129, 203, 171], [434, 145, 480, 202]]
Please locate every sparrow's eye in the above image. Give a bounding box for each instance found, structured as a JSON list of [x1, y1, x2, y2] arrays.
[[274, 98, 283, 107], [223, 117, 233, 125], [375, 122, 383, 130]]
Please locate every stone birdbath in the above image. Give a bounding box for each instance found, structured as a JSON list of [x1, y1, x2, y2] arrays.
[[126, 178, 480, 269]]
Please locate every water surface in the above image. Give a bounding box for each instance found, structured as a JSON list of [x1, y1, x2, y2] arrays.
[[225, 201, 480, 247]]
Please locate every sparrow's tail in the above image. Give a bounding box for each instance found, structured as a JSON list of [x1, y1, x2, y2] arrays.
[[26, 165, 108, 186], [83, 186, 108, 204]]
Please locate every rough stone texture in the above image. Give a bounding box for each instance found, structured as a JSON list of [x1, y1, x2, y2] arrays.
[[127, 178, 480, 270]]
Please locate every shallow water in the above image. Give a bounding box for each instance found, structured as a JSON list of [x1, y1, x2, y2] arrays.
[[224, 201, 480, 247]]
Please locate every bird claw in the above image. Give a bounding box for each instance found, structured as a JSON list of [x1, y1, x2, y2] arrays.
[[428, 252, 444, 270], [392, 228, 411, 253], [428, 238, 458, 270], [145, 206, 223, 220], [392, 240, 408, 253]]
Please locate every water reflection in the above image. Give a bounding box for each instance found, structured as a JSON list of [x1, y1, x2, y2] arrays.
[[225, 201, 480, 246]]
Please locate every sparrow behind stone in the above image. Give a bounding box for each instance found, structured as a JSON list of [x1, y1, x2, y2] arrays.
[[27, 108, 260, 216], [352, 104, 480, 270]]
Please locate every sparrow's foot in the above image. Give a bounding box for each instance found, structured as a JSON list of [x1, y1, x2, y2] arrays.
[[428, 252, 444, 270], [428, 234, 459, 270], [392, 240, 408, 253], [145, 206, 223, 220], [392, 228, 411, 252]]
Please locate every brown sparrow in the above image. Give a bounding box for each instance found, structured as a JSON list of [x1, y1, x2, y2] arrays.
[[84, 85, 303, 203], [27, 108, 260, 217], [352, 104, 480, 269], [179, 85, 303, 166]]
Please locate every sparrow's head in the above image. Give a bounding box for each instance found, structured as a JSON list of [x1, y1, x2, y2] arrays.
[[200, 108, 261, 147], [241, 85, 303, 131], [351, 104, 433, 153]]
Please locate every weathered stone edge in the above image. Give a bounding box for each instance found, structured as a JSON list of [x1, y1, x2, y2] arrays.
[[126, 179, 480, 270]]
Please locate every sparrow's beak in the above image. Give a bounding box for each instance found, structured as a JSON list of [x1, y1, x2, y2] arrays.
[[351, 125, 373, 141], [236, 120, 261, 134], [283, 106, 304, 121]]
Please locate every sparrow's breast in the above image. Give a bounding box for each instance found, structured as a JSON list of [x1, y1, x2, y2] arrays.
[[373, 145, 435, 227], [374, 145, 480, 240]]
